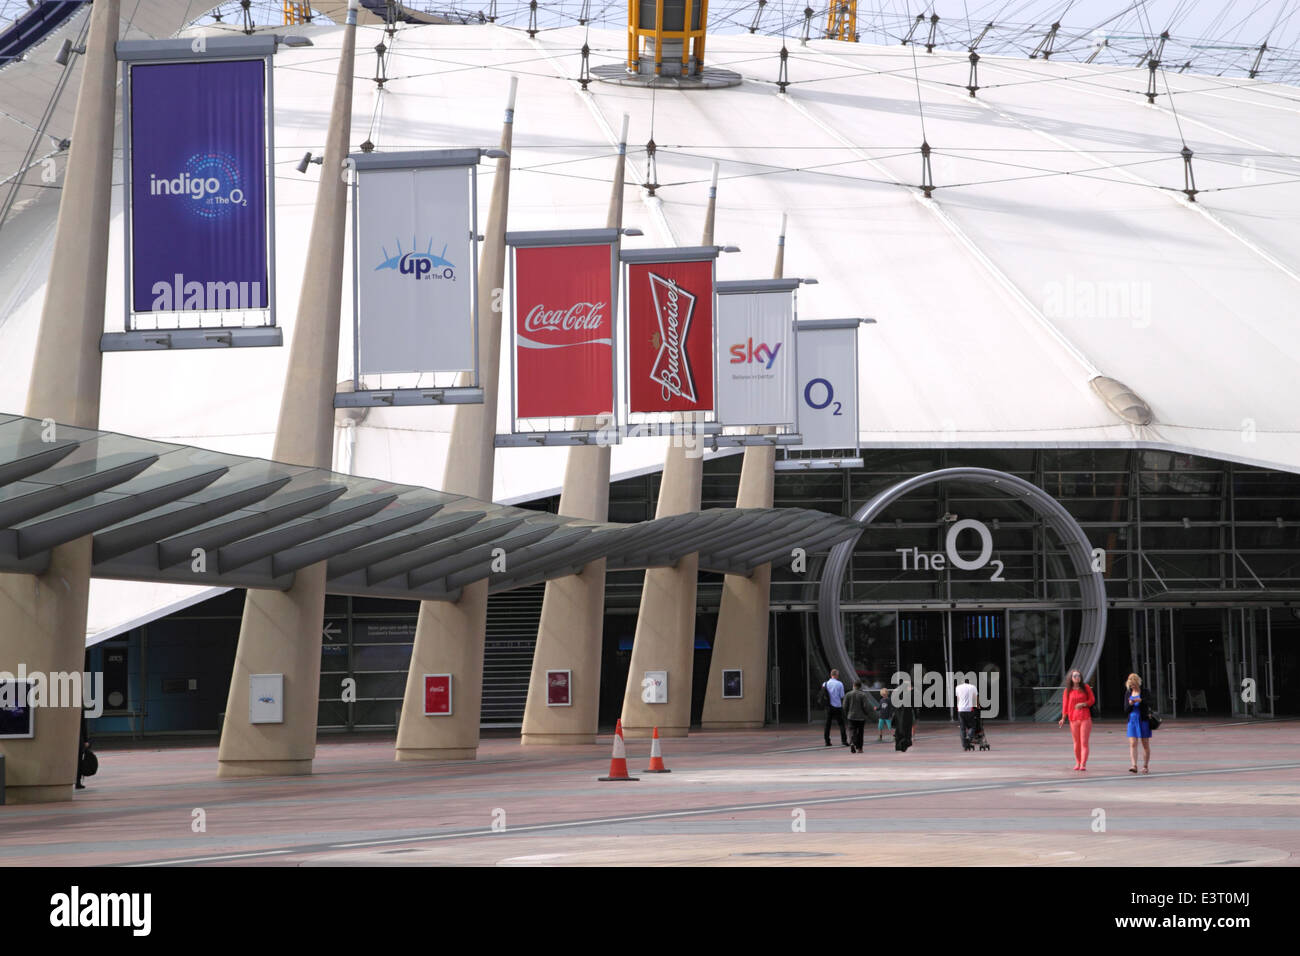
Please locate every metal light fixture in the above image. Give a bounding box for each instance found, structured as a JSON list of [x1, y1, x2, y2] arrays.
[[296, 152, 324, 173], [55, 39, 86, 66]]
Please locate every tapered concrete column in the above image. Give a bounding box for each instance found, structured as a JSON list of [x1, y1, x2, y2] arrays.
[[520, 115, 628, 746], [618, 173, 717, 740], [217, 4, 359, 778], [0, 0, 119, 802], [394, 77, 517, 761], [701, 214, 785, 729]]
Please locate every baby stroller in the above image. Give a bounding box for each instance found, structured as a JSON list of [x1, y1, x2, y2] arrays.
[[962, 713, 991, 751]]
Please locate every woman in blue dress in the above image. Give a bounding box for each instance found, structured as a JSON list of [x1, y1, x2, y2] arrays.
[[1124, 672, 1153, 774]]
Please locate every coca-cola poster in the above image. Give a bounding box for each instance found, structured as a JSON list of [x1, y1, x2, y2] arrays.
[[513, 242, 615, 419], [627, 259, 715, 414]]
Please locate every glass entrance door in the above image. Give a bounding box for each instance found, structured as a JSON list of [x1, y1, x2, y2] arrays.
[[898, 611, 947, 719], [950, 610, 1007, 719]]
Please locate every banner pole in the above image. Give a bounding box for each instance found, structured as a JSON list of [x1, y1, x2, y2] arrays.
[[217, 0, 360, 777], [617, 171, 718, 740], [395, 75, 518, 761], [521, 113, 630, 745], [0, 0, 120, 803], [701, 211, 785, 730]]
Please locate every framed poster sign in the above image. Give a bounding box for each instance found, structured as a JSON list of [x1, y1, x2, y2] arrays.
[[424, 674, 453, 716], [546, 669, 572, 707], [0, 679, 35, 739], [249, 674, 284, 724], [722, 669, 744, 699], [642, 670, 668, 704]]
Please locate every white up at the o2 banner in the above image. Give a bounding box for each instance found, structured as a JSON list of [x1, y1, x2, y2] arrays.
[[795, 324, 858, 449], [716, 291, 795, 426], [354, 165, 475, 376]]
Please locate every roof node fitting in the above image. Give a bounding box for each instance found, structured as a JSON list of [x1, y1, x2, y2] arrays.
[[903, 13, 924, 46], [967, 51, 980, 97], [925, 14, 940, 54], [920, 140, 934, 198], [1181, 146, 1198, 202], [777, 44, 790, 93], [1032, 21, 1061, 60]]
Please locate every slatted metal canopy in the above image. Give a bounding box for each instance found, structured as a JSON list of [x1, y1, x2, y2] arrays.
[[0, 414, 860, 601]]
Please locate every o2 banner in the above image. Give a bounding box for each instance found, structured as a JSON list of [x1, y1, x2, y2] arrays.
[[354, 160, 477, 377], [626, 256, 715, 415], [795, 321, 860, 450], [715, 286, 796, 426], [128, 59, 270, 314], [512, 239, 616, 419]]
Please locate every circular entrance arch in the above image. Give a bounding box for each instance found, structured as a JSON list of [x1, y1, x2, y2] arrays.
[[817, 468, 1107, 718]]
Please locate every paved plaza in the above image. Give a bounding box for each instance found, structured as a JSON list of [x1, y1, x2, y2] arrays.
[[1, 718, 1296, 867]]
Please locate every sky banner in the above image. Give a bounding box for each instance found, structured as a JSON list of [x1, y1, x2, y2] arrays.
[[355, 164, 475, 376], [514, 242, 615, 419], [715, 289, 795, 426], [129, 59, 269, 314], [627, 259, 714, 415], [795, 323, 859, 450]]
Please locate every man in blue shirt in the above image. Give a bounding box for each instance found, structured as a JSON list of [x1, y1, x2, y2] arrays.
[[822, 669, 848, 747]]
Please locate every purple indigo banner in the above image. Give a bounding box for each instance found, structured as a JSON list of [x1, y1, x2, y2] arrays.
[[129, 59, 269, 313]]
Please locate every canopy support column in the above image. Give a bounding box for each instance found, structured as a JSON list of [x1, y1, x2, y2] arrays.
[[701, 214, 784, 730], [395, 78, 516, 761], [218, 2, 359, 778], [617, 175, 716, 740], [520, 115, 628, 746], [0, 0, 119, 804]]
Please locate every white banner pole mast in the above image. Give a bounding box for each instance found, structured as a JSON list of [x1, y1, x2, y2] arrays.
[[701, 211, 785, 730], [617, 163, 719, 740], [0, 0, 120, 802], [218, 0, 360, 778], [395, 75, 517, 762], [520, 113, 629, 745]]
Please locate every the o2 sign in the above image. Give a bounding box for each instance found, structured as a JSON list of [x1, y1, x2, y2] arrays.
[[804, 377, 843, 418], [896, 518, 1005, 582]]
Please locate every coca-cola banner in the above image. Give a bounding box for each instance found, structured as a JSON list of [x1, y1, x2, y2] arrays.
[[715, 282, 798, 426], [513, 241, 615, 419], [626, 258, 715, 415]]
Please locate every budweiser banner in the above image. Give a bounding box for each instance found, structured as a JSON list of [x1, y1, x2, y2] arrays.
[[511, 238, 617, 419], [626, 254, 716, 415], [715, 283, 797, 426], [353, 153, 478, 377], [795, 320, 860, 450]]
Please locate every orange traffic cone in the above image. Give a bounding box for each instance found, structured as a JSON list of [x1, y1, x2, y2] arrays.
[[598, 719, 639, 781], [644, 726, 671, 773]]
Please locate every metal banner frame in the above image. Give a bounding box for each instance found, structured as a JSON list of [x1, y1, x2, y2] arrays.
[[777, 317, 873, 470], [337, 148, 485, 409], [106, 37, 282, 352], [620, 245, 720, 437], [499, 228, 621, 447], [711, 277, 803, 449]]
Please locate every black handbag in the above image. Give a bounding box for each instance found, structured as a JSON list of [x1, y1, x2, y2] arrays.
[[79, 747, 98, 777], [1148, 712, 1162, 731]]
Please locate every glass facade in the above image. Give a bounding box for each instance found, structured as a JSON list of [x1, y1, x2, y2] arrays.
[[87, 447, 1300, 737]]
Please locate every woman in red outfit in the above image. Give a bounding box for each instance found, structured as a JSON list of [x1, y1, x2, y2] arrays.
[[1058, 669, 1095, 771]]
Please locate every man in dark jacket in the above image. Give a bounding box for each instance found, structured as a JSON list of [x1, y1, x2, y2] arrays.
[[844, 681, 872, 753]]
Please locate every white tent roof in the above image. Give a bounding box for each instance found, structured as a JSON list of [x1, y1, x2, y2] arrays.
[[1, 20, 1298, 640]]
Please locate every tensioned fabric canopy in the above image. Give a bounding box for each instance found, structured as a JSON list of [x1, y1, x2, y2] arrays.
[[0, 414, 859, 600]]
